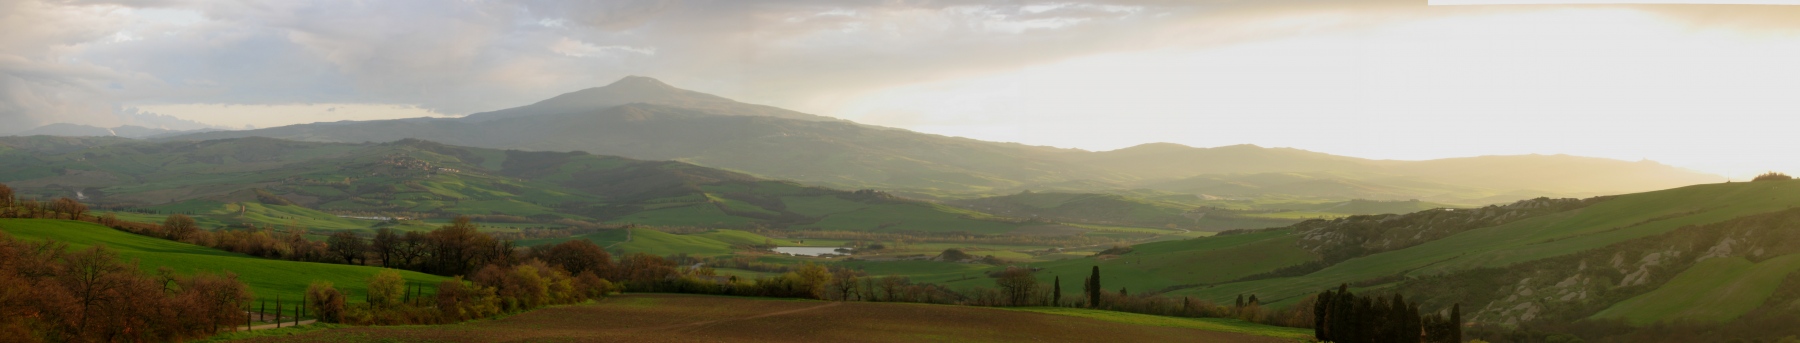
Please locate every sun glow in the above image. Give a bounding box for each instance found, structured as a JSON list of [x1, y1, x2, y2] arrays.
[[834, 8, 1800, 179]]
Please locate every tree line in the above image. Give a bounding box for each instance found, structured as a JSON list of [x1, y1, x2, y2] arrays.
[[0, 230, 251, 342], [1315, 284, 1463, 343]]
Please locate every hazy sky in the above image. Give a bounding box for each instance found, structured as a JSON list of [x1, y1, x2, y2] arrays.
[[3, 0, 1799, 179]]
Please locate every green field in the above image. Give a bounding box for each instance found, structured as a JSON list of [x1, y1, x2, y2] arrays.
[[1030, 228, 1315, 295], [0, 219, 448, 303], [1170, 181, 1800, 305], [1592, 254, 1800, 325], [1005, 307, 1313, 339]]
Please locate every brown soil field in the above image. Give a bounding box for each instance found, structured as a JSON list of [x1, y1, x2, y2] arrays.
[[237, 294, 1296, 342]]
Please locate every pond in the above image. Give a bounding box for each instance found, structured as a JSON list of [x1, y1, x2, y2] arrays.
[[773, 246, 853, 257]]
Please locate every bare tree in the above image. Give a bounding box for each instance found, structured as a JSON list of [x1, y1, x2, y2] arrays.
[[995, 267, 1039, 306], [164, 214, 200, 241], [53, 197, 86, 220], [327, 231, 369, 265]]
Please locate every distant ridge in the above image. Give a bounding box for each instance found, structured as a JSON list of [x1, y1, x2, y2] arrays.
[[460, 76, 841, 122], [162, 76, 1723, 201]]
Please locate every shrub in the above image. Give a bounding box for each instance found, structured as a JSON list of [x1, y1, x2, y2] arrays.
[[1754, 172, 1793, 182], [939, 248, 972, 262], [366, 270, 405, 309], [306, 281, 348, 323]]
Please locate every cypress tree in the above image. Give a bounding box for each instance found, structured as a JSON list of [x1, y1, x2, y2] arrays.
[[1450, 304, 1462, 343], [1236, 294, 1244, 308], [1248, 294, 1259, 307], [1052, 276, 1062, 306], [1087, 266, 1102, 308], [1314, 289, 1333, 342]]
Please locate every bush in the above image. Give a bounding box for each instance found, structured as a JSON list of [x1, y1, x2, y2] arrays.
[[306, 281, 347, 323], [1754, 172, 1793, 182], [366, 270, 405, 309]]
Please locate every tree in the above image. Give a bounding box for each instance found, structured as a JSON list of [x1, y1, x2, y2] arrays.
[[427, 216, 497, 275], [306, 281, 346, 323], [163, 214, 199, 241], [328, 232, 368, 265], [1450, 303, 1462, 343], [939, 248, 972, 262], [994, 267, 1037, 306], [1085, 266, 1101, 308], [538, 239, 612, 277], [367, 269, 405, 309], [1052, 276, 1062, 306], [371, 228, 399, 268], [829, 267, 861, 301], [52, 197, 85, 220], [0, 183, 13, 208]]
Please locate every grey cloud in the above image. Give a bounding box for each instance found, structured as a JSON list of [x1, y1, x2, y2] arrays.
[[9, 0, 1796, 132]]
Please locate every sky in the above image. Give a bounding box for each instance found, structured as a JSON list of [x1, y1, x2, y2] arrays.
[[2, 1, 1798, 179]]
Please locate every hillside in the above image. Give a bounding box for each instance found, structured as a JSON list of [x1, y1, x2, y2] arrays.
[[163, 76, 1719, 201], [951, 191, 1298, 231], [0, 219, 448, 302], [0, 137, 1047, 236], [1024, 180, 1800, 329]]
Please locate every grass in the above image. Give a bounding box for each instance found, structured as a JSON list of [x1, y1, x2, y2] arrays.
[[1004, 307, 1313, 339], [1171, 181, 1800, 305], [615, 229, 733, 257], [0, 219, 449, 303], [1591, 254, 1800, 325], [1029, 228, 1315, 295], [807, 202, 1024, 234]]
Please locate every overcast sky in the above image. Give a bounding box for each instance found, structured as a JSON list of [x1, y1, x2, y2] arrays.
[[3, 0, 1799, 178]]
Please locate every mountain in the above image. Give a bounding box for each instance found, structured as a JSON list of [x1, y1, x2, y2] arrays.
[[174, 103, 1112, 194], [460, 76, 841, 123], [1071, 143, 1371, 179], [0, 136, 1051, 235], [10, 123, 213, 139], [164, 76, 1720, 202]]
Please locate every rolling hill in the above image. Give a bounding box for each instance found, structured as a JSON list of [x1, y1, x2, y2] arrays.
[[0, 136, 1049, 236], [161, 76, 1720, 202], [1012, 179, 1800, 330], [0, 219, 448, 303]]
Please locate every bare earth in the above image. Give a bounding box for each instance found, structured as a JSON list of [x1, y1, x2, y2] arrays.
[[238, 294, 1291, 342]]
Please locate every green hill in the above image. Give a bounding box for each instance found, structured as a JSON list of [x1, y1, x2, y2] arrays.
[[519, 228, 798, 258], [0, 219, 448, 302], [0, 137, 1040, 235], [1172, 181, 1800, 305], [990, 180, 1800, 330]]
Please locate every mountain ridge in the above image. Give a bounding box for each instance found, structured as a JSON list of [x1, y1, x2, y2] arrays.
[[135, 76, 1724, 202]]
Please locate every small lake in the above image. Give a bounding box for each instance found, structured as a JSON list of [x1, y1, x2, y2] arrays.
[[774, 247, 852, 257]]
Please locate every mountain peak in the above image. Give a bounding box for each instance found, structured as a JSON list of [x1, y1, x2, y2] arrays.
[[460, 76, 842, 123], [605, 75, 677, 90]]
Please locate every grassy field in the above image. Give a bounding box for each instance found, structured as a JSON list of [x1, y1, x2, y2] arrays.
[[231, 294, 1303, 343], [1005, 307, 1312, 339], [0, 219, 448, 303], [1171, 181, 1800, 305], [1592, 254, 1800, 325], [1028, 228, 1315, 295]]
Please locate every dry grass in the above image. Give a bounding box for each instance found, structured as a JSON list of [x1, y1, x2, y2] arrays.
[[234, 294, 1300, 342]]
